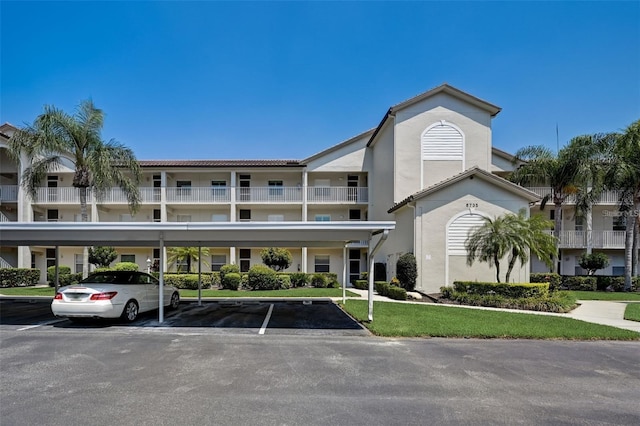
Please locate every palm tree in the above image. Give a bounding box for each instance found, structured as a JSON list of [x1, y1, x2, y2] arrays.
[[167, 247, 210, 273], [604, 119, 640, 290], [466, 210, 556, 283], [509, 136, 606, 272], [8, 100, 141, 278]]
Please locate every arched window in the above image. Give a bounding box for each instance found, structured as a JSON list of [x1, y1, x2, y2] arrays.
[[447, 212, 485, 255], [422, 121, 464, 161]]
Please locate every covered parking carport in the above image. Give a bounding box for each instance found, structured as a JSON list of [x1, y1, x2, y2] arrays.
[[0, 221, 394, 323]]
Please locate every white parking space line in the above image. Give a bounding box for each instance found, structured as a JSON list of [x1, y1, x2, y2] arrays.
[[259, 304, 274, 335], [17, 319, 66, 331]]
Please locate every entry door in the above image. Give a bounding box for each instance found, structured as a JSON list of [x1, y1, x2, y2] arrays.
[[347, 175, 358, 202], [239, 175, 251, 201], [348, 249, 361, 284]]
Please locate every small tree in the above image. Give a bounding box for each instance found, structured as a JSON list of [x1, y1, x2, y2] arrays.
[[396, 253, 417, 291], [260, 247, 292, 272], [88, 246, 117, 268], [578, 252, 610, 276]]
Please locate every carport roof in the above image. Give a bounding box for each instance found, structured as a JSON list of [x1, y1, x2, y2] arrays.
[[0, 221, 395, 247]]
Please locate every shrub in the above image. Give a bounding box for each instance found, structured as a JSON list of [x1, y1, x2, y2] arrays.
[[241, 273, 249, 289], [222, 273, 241, 290], [578, 252, 610, 276], [311, 273, 328, 288], [353, 279, 368, 290], [396, 253, 417, 291], [360, 272, 368, 280], [386, 286, 408, 301], [247, 265, 279, 290], [88, 246, 117, 268], [374, 263, 386, 282], [47, 265, 71, 283], [530, 273, 562, 291], [290, 272, 310, 288], [440, 286, 453, 299], [219, 264, 240, 284], [260, 248, 293, 271], [453, 281, 550, 298], [375, 281, 390, 296], [277, 274, 292, 289], [443, 290, 577, 313], [323, 273, 339, 288], [562, 276, 597, 291], [0, 268, 41, 287], [163, 274, 213, 290], [112, 262, 139, 271]]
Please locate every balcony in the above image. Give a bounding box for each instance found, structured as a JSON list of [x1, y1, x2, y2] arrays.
[[236, 187, 302, 203], [555, 230, 626, 249], [167, 187, 231, 203], [33, 187, 90, 204], [0, 185, 18, 202], [525, 187, 623, 205], [307, 187, 368, 204]]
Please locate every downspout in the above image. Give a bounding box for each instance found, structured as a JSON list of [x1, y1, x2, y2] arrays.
[[342, 245, 347, 304], [368, 229, 389, 321]]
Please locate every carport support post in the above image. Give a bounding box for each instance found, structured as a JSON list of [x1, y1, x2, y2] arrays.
[[158, 234, 165, 323], [198, 245, 202, 306], [54, 246, 60, 292], [367, 230, 389, 322], [342, 245, 347, 304]]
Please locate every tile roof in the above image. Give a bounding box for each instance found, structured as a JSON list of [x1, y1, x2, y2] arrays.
[[138, 159, 303, 168]]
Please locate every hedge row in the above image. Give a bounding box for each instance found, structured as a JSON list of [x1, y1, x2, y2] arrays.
[[0, 268, 40, 287], [452, 281, 550, 298], [530, 273, 638, 292], [440, 289, 577, 313], [374, 281, 408, 300]]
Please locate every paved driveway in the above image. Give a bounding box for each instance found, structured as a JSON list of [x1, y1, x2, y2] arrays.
[[1, 326, 639, 425]]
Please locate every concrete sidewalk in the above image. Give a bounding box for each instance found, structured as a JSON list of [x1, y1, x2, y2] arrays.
[[343, 288, 640, 333]]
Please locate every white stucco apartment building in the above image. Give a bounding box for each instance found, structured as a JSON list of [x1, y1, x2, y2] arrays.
[[0, 84, 633, 292]]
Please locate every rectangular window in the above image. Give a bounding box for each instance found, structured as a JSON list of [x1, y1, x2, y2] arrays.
[[153, 209, 161, 222], [153, 175, 161, 201], [239, 209, 251, 222], [31, 253, 36, 269], [47, 209, 59, 222], [613, 216, 626, 231], [211, 254, 226, 272], [177, 214, 191, 222], [153, 249, 160, 272], [268, 180, 284, 197], [575, 214, 584, 232], [177, 180, 191, 197], [239, 249, 251, 272], [211, 180, 227, 200], [47, 176, 58, 201], [349, 209, 361, 221], [314, 255, 330, 273], [612, 266, 624, 276], [268, 214, 284, 222], [46, 248, 56, 269], [74, 254, 83, 274], [121, 254, 135, 264], [315, 214, 331, 222], [211, 214, 228, 222]]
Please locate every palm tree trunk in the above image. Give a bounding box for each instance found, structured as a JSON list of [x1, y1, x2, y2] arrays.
[[554, 202, 562, 274], [632, 218, 638, 277], [79, 187, 89, 279], [494, 254, 501, 283], [505, 250, 517, 283], [624, 214, 634, 291]]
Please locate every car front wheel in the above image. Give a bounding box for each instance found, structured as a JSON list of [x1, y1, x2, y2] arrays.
[[121, 300, 139, 322], [169, 292, 180, 310]]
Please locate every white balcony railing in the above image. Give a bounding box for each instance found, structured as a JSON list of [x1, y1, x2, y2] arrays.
[[0, 185, 18, 202], [552, 230, 626, 249], [97, 187, 160, 203], [307, 187, 368, 203], [236, 187, 302, 203], [525, 187, 622, 205], [167, 187, 231, 203], [33, 187, 91, 204]]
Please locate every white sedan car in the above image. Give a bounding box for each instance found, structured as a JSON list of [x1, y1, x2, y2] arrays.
[[52, 271, 180, 322]]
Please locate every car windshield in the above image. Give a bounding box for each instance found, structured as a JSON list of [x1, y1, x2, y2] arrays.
[[79, 272, 157, 285]]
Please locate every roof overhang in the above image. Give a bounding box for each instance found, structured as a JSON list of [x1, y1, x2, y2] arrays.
[[0, 221, 395, 247]]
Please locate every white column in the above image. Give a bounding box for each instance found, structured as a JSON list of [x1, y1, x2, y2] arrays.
[[342, 245, 347, 304], [160, 171, 167, 222], [302, 170, 308, 221], [301, 247, 308, 273], [158, 233, 165, 323]]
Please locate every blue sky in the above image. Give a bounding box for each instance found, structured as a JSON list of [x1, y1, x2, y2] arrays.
[[1, 1, 638, 160]]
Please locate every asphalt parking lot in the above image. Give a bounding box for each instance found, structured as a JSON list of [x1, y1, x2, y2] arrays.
[[0, 298, 368, 336]]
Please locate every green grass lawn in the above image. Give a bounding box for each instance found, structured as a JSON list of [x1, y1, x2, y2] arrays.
[[624, 303, 640, 322], [341, 300, 640, 340], [0, 287, 54, 296], [179, 288, 359, 298], [568, 291, 640, 301], [0, 286, 359, 298]]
